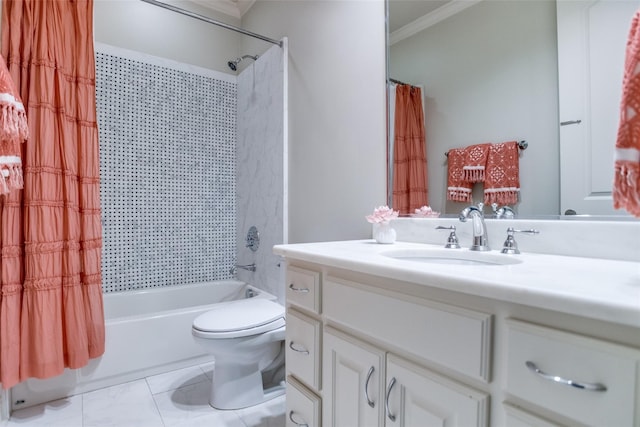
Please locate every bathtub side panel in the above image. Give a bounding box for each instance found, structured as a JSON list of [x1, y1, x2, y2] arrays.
[[103, 280, 247, 318], [83, 311, 209, 381], [10, 309, 214, 411]]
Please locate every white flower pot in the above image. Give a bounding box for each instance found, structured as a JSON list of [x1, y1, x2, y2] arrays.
[[373, 223, 396, 244]]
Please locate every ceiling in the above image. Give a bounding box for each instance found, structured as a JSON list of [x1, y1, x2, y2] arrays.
[[190, 0, 255, 19], [191, 0, 469, 43], [388, 0, 450, 33], [389, 0, 480, 45], [193, 0, 456, 28]]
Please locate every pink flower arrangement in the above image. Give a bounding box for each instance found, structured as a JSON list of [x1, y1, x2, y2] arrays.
[[366, 205, 399, 224], [411, 205, 440, 218]]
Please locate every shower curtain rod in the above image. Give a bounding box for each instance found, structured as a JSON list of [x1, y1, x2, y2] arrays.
[[140, 0, 283, 47], [388, 78, 409, 85]]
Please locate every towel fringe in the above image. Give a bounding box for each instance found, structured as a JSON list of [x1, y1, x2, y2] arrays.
[[484, 189, 519, 205], [447, 188, 472, 203], [10, 164, 22, 189], [613, 161, 640, 216], [0, 169, 9, 195], [0, 165, 23, 195], [463, 167, 485, 183], [0, 102, 28, 143]]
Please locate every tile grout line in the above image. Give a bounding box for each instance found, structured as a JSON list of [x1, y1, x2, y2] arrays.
[[144, 376, 168, 427]]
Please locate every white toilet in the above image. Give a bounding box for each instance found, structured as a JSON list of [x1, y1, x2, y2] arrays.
[[191, 298, 286, 410]]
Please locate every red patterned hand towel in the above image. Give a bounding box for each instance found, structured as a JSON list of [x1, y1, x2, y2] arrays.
[[484, 141, 520, 205], [614, 10, 640, 216], [463, 143, 490, 182], [0, 55, 27, 195], [447, 147, 473, 202]]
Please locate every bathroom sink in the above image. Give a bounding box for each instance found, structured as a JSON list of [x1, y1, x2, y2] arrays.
[[381, 248, 523, 266]]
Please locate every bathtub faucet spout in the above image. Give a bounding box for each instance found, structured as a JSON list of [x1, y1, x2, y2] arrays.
[[230, 263, 257, 274]]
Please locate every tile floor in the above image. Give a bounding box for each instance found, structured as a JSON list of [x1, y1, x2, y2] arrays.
[[3, 362, 285, 427]]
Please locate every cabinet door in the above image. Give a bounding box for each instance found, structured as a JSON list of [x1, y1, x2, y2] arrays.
[[286, 309, 321, 390], [323, 327, 385, 427], [287, 376, 321, 427], [503, 404, 563, 427], [384, 355, 489, 427]]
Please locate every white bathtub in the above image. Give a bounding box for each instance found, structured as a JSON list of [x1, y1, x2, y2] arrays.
[[10, 280, 275, 410]]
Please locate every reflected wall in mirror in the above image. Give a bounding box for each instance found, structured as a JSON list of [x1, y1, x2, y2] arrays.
[[387, 0, 637, 218]]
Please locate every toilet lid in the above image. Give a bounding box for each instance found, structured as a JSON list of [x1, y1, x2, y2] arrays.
[[193, 299, 285, 334]]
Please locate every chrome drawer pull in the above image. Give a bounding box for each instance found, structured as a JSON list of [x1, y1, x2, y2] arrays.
[[385, 377, 397, 422], [525, 361, 607, 392], [289, 341, 309, 355], [364, 366, 375, 408], [289, 410, 309, 427], [289, 283, 310, 293]]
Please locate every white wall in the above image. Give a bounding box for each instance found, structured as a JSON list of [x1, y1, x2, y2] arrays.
[[241, 0, 388, 243], [94, 0, 241, 73], [4, 0, 387, 245], [390, 0, 559, 216]]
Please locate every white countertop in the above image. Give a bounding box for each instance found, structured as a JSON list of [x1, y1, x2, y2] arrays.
[[274, 240, 640, 328]]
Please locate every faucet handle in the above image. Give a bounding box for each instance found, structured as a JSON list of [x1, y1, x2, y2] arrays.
[[492, 204, 516, 219], [436, 226, 461, 249], [501, 227, 539, 254]]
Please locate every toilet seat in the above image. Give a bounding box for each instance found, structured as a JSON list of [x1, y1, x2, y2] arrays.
[[192, 299, 285, 339]]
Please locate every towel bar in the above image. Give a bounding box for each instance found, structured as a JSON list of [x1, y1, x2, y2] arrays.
[[445, 140, 527, 157]]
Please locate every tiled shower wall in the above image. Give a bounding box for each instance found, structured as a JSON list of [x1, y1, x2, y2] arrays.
[[95, 45, 238, 293], [236, 43, 286, 304]]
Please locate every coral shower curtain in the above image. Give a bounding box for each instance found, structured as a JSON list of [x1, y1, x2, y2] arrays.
[[0, 0, 104, 388], [392, 84, 428, 214]]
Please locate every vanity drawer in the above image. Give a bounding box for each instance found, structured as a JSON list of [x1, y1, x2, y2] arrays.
[[505, 319, 640, 426], [323, 276, 492, 382], [286, 376, 321, 427], [503, 404, 562, 427], [286, 266, 321, 314], [286, 308, 321, 390]]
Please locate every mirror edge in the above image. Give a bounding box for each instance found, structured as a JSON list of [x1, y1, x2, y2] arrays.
[[385, 0, 393, 208]]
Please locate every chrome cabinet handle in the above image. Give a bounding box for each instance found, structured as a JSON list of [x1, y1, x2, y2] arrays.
[[288, 283, 310, 293], [560, 119, 582, 126], [385, 377, 397, 422], [525, 361, 607, 392], [288, 341, 309, 355], [288, 410, 309, 427], [364, 366, 375, 408]]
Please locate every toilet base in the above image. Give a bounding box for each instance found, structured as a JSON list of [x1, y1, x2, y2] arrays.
[[210, 361, 285, 410]]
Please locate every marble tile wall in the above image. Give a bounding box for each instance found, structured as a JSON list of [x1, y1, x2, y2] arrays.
[[236, 44, 286, 304], [96, 46, 238, 293]]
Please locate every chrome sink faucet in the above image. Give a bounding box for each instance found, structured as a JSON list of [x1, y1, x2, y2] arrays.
[[459, 204, 490, 251], [491, 203, 515, 219]]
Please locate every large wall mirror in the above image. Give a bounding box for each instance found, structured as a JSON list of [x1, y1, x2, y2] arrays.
[[387, 0, 639, 219]]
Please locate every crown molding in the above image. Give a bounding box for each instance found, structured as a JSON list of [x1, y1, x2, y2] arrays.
[[237, 0, 256, 17], [390, 0, 483, 45], [190, 0, 242, 19]]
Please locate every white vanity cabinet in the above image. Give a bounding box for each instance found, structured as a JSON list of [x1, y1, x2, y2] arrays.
[[322, 327, 385, 426], [285, 265, 323, 427], [323, 327, 489, 427], [287, 375, 321, 427], [504, 319, 640, 427], [321, 275, 490, 427], [385, 354, 489, 426], [284, 262, 492, 427], [280, 252, 640, 427]]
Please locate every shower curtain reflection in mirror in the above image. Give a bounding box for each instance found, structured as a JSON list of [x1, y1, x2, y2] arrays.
[[390, 82, 428, 215]]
